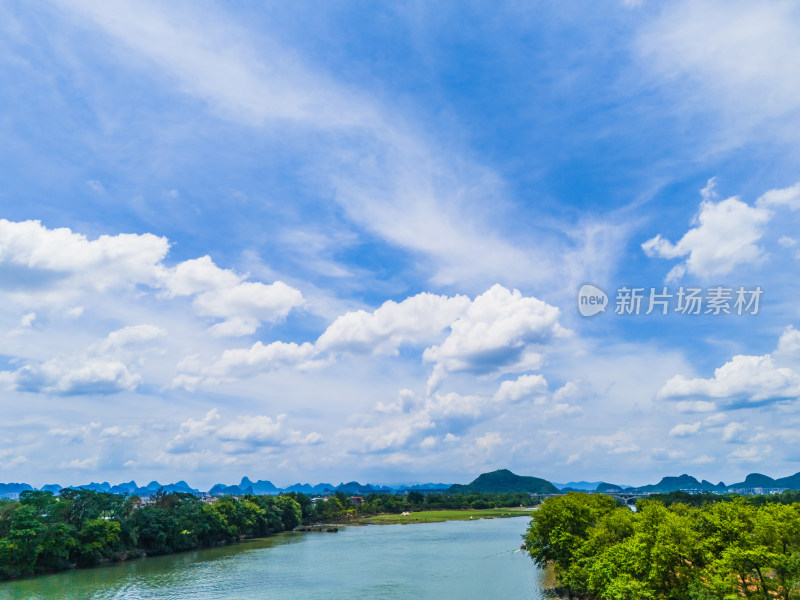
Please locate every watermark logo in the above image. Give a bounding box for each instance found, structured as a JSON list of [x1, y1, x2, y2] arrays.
[[577, 284, 763, 317], [578, 284, 608, 317]]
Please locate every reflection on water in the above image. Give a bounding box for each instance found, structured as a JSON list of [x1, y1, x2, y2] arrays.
[[0, 518, 547, 600]]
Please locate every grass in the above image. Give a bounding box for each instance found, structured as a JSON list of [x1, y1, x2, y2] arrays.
[[362, 507, 536, 525]]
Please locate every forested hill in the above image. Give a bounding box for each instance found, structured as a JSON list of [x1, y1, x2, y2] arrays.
[[448, 469, 559, 495]]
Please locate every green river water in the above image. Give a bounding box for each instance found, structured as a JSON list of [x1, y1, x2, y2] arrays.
[[0, 516, 548, 599]]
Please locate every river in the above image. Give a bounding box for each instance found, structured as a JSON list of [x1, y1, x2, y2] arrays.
[[0, 517, 549, 599]]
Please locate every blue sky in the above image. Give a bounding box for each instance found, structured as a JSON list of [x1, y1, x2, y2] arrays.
[[2, 0, 800, 489]]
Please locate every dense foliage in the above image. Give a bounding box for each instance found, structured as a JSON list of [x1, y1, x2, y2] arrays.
[[305, 491, 537, 523], [644, 489, 800, 508], [0, 489, 302, 580], [525, 492, 800, 599]]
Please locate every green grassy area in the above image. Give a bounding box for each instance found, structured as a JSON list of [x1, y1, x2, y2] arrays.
[[362, 507, 535, 525]]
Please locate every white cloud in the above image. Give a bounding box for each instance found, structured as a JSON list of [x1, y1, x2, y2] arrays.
[[658, 354, 800, 407], [423, 284, 568, 390], [60, 456, 99, 470], [4, 358, 140, 395], [475, 431, 504, 451], [164, 255, 241, 296], [0, 218, 168, 299], [729, 445, 771, 464], [172, 341, 318, 389], [658, 329, 800, 408], [493, 374, 548, 404], [757, 183, 800, 210], [669, 421, 701, 438], [0, 220, 304, 338], [163, 256, 303, 337], [642, 180, 771, 281], [48, 422, 101, 444], [566, 431, 641, 465], [93, 324, 166, 353], [173, 284, 567, 391], [163, 409, 322, 458], [316, 292, 470, 355], [166, 409, 221, 454], [638, 1, 800, 143], [722, 422, 746, 443], [1, 324, 168, 396], [341, 389, 486, 454], [675, 400, 717, 413], [65, 306, 84, 318], [218, 414, 322, 447], [774, 325, 800, 363]]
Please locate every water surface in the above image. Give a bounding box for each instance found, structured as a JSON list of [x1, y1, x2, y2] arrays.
[[0, 517, 547, 599]]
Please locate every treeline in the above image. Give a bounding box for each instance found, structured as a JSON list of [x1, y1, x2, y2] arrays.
[[646, 488, 800, 508], [525, 492, 800, 599], [304, 490, 537, 522], [0, 489, 302, 580]]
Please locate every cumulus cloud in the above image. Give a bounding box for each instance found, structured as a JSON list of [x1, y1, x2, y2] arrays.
[[343, 373, 581, 456], [1, 324, 167, 396], [475, 431, 504, 451], [643, 181, 800, 281], [0, 219, 168, 296], [166, 408, 322, 455], [172, 341, 318, 389], [642, 180, 770, 280], [493, 374, 548, 404], [218, 414, 322, 447], [0, 220, 304, 337], [166, 409, 221, 454], [774, 325, 800, 362], [423, 284, 568, 390], [669, 421, 701, 438], [342, 389, 485, 454], [93, 324, 166, 353], [163, 256, 304, 337], [3, 358, 140, 395], [315, 292, 471, 355], [658, 355, 800, 407], [658, 328, 800, 408], [722, 422, 747, 443], [173, 284, 567, 390]]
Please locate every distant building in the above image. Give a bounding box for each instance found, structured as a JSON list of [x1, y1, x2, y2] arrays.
[[350, 496, 363, 506], [733, 487, 787, 495]]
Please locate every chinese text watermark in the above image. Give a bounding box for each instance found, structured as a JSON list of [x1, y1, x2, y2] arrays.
[[578, 285, 762, 317]]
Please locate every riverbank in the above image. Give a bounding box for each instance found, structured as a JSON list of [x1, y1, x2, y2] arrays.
[[359, 506, 536, 525]]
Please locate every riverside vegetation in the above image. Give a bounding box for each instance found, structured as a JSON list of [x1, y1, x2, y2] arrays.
[[0, 489, 303, 580], [0, 487, 536, 580], [525, 492, 800, 599]]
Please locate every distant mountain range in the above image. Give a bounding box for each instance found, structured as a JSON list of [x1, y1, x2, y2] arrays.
[[0, 477, 451, 499], [3, 470, 800, 499], [594, 472, 800, 495], [555, 481, 632, 492]]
